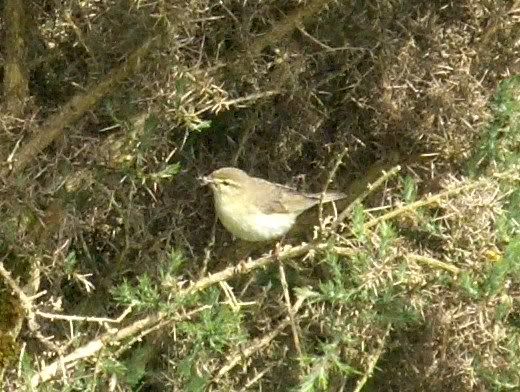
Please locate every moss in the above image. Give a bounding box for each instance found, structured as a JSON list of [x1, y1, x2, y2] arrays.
[[0, 333, 19, 370]]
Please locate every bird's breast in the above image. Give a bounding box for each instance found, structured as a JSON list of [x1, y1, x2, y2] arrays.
[[214, 198, 297, 241]]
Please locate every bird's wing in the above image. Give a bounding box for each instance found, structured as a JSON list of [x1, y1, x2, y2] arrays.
[[253, 181, 346, 215], [251, 181, 313, 214]]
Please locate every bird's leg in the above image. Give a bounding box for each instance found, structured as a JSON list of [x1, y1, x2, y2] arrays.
[[232, 239, 257, 272], [235, 256, 251, 274], [273, 235, 285, 262], [274, 242, 282, 261], [273, 235, 287, 262]]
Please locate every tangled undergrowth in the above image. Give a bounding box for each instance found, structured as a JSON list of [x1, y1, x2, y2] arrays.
[[0, 0, 519, 390]]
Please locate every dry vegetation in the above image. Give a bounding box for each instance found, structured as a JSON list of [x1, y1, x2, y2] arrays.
[[0, 0, 519, 390]]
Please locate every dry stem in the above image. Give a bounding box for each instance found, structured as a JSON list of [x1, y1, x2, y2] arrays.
[[319, 147, 349, 233], [246, 0, 334, 58], [363, 180, 483, 230], [2, 0, 29, 117], [214, 296, 307, 381], [332, 165, 401, 232], [278, 263, 303, 357], [1, 36, 159, 177], [353, 324, 391, 392], [0, 262, 61, 353]]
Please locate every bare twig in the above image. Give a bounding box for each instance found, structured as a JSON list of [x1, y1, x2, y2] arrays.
[[112, 305, 212, 358], [240, 364, 276, 391], [246, 0, 334, 59], [30, 312, 164, 387], [219, 281, 239, 311], [211, 91, 281, 112], [332, 165, 401, 233], [186, 242, 315, 294], [319, 147, 349, 233], [199, 217, 217, 279], [3, 0, 29, 117], [406, 253, 461, 275], [215, 295, 307, 381], [278, 263, 303, 357], [0, 262, 61, 353], [35, 306, 133, 324], [353, 324, 391, 392], [363, 180, 482, 230]]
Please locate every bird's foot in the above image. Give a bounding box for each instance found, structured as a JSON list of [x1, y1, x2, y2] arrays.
[[235, 257, 251, 273]]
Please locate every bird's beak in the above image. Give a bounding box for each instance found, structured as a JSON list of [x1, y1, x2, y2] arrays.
[[198, 175, 213, 186]]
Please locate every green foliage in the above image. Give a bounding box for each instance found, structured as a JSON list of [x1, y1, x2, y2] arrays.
[[298, 343, 362, 392], [189, 120, 212, 132], [121, 344, 156, 388], [148, 163, 181, 181], [468, 76, 520, 240], [174, 288, 247, 390], [482, 239, 520, 296], [178, 289, 247, 353], [457, 235, 520, 302], [111, 274, 161, 311], [176, 351, 210, 392], [108, 252, 248, 390], [401, 175, 418, 203], [100, 357, 127, 379], [463, 75, 520, 301], [469, 75, 520, 175], [458, 272, 482, 299], [317, 252, 360, 306], [111, 249, 194, 312], [160, 249, 187, 283], [64, 251, 78, 275], [477, 333, 520, 390], [352, 202, 366, 240], [378, 222, 397, 258]]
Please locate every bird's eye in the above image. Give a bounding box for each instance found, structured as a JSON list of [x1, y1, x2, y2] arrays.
[[222, 180, 231, 186]]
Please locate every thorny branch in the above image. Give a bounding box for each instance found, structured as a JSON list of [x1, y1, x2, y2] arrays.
[[23, 169, 512, 387], [0, 262, 61, 353]]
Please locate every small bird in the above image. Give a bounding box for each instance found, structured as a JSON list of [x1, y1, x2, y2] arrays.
[[201, 167, 347, 242]]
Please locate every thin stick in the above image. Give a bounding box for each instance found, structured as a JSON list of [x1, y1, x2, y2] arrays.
[[3, 0, 29, 117], [31, 312, 164, 387], [35, 306, 133, 324], [186, 242, 315, 294], [0, 262, 61, 353], [353, 324, 391, 392], [199, 217, 217, 279], [363, 180, 481, 230], [240, 364, 276, 391], [331, 165, 401, 233], [406, 254, 460, 275], [278, 263, 303, 357], [214, 296, 307, 381], [246, 0, 333, 59], [113, 305, 211, 358], [319, 147, 348, 233]]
